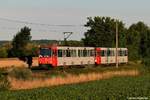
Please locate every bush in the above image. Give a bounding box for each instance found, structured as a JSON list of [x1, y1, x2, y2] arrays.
[[0, 70, 10, 91], [142, 58, 150, 73], [9, 68, 32, 80], [0, 47, 8, 58], [142, 58, 150, 67]]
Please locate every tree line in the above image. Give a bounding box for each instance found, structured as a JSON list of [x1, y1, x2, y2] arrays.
[[82, 16, 150, 63], [0, 16, 150, 65]]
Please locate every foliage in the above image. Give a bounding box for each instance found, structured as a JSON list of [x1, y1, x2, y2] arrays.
[[25, 43, 39, 57], [126, 29, 140, 60], [0, 41, 9, 46], [0, 47, 8, 58], [82, 16, 127, 47], [32, 40, 58, 45], [9, 68, 32, 80], [142, 58, 150, 68], [0, 42, 12, 58], [127, 22, 150, 61], [82, 17, 150, 61], [0, 73, 150, 99], [0, 70, 10, 91], [61, 40, 84, 47], [10, 26, 32, 57]]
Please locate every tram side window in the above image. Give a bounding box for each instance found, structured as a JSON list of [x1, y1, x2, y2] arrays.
[[70, 50, 76, 57], [118, 50, 120, 56], [70, 50, 73, 57], [122, 50, 125, 56], [103, 50, 107, 56], [78, 50, 80, 57], [81, 50, 83, 57], [101, 50, 105, 56], [107, 50, 111, 56], [66, 49, 71, 57], [119, 50, 123, 56], [111, 50, 115, 56], [121, 50, 123, 56], [109, 50, 112, 56], [73, 50, 77, 57], [122, 50, 126, 56], [90, 50, 94, 57], [58, 49, 62, 57], [62, 50, 66, 57], [78, 50, 81, 57], [86, 50, 89, 57], [87, 50, 91, 57], [87, 50, 89, 57], [125, 50, 128, 56], [83, 49, 87, 57], [78, 50, 84, 57]]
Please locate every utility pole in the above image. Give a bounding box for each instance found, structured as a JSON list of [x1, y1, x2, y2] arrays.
[[63, 32, 73, 46], [116, 20, 118, 68]]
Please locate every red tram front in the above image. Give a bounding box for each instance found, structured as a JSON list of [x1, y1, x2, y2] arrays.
[[38, 46, 57, 67]]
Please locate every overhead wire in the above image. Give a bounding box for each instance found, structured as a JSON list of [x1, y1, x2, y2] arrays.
[[0, 17, 85, 40], [0, 17, 84, 27]]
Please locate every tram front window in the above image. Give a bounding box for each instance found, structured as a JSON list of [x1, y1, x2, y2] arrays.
[[40, 48, 51, 57]]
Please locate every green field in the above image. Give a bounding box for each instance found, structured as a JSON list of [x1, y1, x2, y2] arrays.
[[0, 72, 150, 99], [0, 62, 150, 100], [0, 75, 150, 100]]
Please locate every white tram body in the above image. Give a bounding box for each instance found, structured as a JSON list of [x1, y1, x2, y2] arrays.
[[57, 47, 95, 66], [100, 48, 128, 64], [38, 46, 128, 67]]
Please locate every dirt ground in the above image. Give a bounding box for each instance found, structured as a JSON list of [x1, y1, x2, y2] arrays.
[[0, 57, 38, 68]]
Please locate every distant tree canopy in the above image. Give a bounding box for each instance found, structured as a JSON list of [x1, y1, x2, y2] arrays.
[[10, 26, 32, 57], [126, 22, 150, 60], [0, 42, 12, 58], [0, 47, 8, 58], [82, 16, 150, 65], [82, 16, 127, 47]]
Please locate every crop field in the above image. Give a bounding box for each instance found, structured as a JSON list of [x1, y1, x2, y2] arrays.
[[0, 73, 150, 100], [0, 61, 149, 99], [0, 58, 38, 68]]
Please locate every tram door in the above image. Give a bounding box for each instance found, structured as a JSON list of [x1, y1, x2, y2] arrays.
[[95, 48, 101, 65], [51, 46, 57, 67]]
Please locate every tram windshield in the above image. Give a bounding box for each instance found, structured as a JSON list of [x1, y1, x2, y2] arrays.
[[40, 48, 51, 56]]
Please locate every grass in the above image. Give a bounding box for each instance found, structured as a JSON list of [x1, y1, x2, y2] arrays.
[[0, 73, 150, 100], [0, 69, 10, 91], [10, 70, 138, 90], [31, 62, 141, 79], [0, 57, 38, 68], [0, 62, 149, 99]]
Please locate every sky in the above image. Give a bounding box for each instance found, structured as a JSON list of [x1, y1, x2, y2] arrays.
[[0, 0, 150, 40]]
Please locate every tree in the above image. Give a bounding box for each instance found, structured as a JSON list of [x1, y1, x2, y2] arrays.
[[126, 21, 150, 63], [127, 22, 150, 60], [11, 26, 32, 57], [0, 47, 8, 58], [25, 43, 39, 57], [142, 31, 150, 67], [126, 29, 140, 60], [82, 16, 127, 47], [0, 42, 12, 58]]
